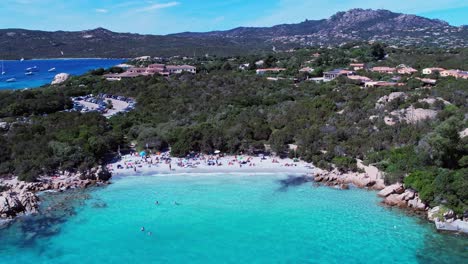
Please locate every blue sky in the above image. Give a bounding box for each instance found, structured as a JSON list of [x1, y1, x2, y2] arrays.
[[1, 0, 467, 34]]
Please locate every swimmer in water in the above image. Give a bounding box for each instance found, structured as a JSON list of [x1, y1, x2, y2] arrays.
[[155, 201, 159, 205], [174, 201, 180, 206], [141, 227, 145, 232], [148, 232, 152, 236]]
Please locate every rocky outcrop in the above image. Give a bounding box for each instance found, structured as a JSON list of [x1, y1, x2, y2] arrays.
[[0, 189, 39, 219], [435, 220, 468, 233], [313, 168, 385, 191], [0, 166, 112, 220], [378, 183, 404, 197], [51, 73, 70, 85], [381, 187, 427, 211]]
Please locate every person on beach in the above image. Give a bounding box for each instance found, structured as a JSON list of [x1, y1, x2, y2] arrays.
[[169, 163, 172, 171]]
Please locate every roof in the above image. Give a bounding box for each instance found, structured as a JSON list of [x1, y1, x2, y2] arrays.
[[166, 65, 196, 70], [299, 67, 314, 72], [324, 68, 344, 74], [423, 67, 445, 71], [347, 75, 371, 82], [371, 66, 396, 71], [148, 63, 165, 68], [256, 68, 286, 71]]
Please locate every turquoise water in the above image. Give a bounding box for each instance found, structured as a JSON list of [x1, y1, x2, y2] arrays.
[[0, 59, 125, 90], [1, 173, 467, 263]]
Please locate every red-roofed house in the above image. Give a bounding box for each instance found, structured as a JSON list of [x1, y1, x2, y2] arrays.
[[350, 63, 366, 71], [422, 68, 445, 75], [397, 66, 418, 75], [166, 65, 196, 74], [347, 75, 372, 83], [370, 67, 396, 74]]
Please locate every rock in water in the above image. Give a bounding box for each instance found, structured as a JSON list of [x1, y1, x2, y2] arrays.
[[51, 73, 70, 85], [377, 183, 404, 197]]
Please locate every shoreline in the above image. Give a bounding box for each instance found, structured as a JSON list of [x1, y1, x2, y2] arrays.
[[108, 153, 315, 178], [0, 57, 130, 61], [2, 152, 467, 235]]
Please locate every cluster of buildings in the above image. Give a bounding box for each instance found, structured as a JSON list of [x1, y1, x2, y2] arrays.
[[104, 64, 196, 81], [316, 63, 468, 87]]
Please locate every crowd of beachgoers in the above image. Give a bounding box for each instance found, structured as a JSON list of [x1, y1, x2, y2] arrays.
[[108, 151, 315, 176]]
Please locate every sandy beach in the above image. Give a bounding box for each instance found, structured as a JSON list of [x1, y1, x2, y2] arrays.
[[108, 153, 316, 176]]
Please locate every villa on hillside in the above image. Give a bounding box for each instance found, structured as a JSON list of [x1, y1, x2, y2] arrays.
[[422, 67, 445, 75], [397, 65, 418, 75], [166, 65, 197, 74], [370, 66, 396, 74], [416, 77, 437, 85], [364, 81, 404, 88], [323, 69, 354, 81], [256, 68, 286, 75], [299, 67, 314, 73], [350, 63, 366, 71], [103, 64, 196, 81], [440, 69, 468, 79], [347, 75, 371, 84]]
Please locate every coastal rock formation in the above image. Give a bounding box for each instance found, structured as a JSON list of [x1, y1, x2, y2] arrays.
[[51, 73, 70, 85], [381, 188, 427, 211], [378, 183, 404, 197], [0, 189, 39, 218], [0, 167, 112, 220], [384, 193, 407, 207], [313, 167, 385, 191]]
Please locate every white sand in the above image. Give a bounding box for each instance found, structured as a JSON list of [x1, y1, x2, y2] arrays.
[[108, 153, 316, 177]]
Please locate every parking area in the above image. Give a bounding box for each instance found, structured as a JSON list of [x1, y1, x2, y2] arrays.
[[71, 94, 136, 118]]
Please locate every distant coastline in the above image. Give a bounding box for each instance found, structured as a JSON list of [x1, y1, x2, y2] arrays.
[[1, 57, 130, 61]]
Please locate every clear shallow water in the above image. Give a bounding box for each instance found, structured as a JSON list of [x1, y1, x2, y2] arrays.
[[0, 59, 125, 90], [1, 173, 467, 263]]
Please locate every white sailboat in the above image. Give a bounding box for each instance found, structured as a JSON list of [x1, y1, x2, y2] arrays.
[[20, 57, 24, 62], [6, 78, 16, 82], [48, 67, 56, 72], [1, 61, 5, 75]]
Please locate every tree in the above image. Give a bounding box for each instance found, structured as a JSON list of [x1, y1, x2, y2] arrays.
[[371, 43, 385, 60]]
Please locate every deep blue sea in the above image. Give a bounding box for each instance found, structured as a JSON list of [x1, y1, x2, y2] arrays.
[[0, 59, 126, 90], [0, 173, 466, 263]]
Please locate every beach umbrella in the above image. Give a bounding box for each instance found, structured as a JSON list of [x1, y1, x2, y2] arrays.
[[214, 150, 221, 154], [140, 151, 147, 157]]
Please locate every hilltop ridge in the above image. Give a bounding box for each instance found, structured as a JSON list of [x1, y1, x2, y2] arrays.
[[0, 9, 466, 59]]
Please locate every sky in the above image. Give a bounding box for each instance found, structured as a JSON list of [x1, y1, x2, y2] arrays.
[[1, 0, 467, 35]]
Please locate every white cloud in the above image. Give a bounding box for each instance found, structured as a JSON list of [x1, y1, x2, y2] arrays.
[[95, 9, 108, 13], [136, 1, 179, 12]]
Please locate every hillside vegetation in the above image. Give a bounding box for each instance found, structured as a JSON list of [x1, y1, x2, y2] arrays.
[[0, 44, 467, 214]]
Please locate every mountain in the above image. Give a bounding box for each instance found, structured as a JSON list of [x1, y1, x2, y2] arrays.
[[0, 9, 466, 59]]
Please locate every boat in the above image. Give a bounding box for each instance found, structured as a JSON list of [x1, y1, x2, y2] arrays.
[[26, 66, 38, 72], [25, 71, 33, 76], [1, 61, 5, 75], [48, 67, 56, 72], [6, 78, 16, 82], [20, 57, 24, 62]]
